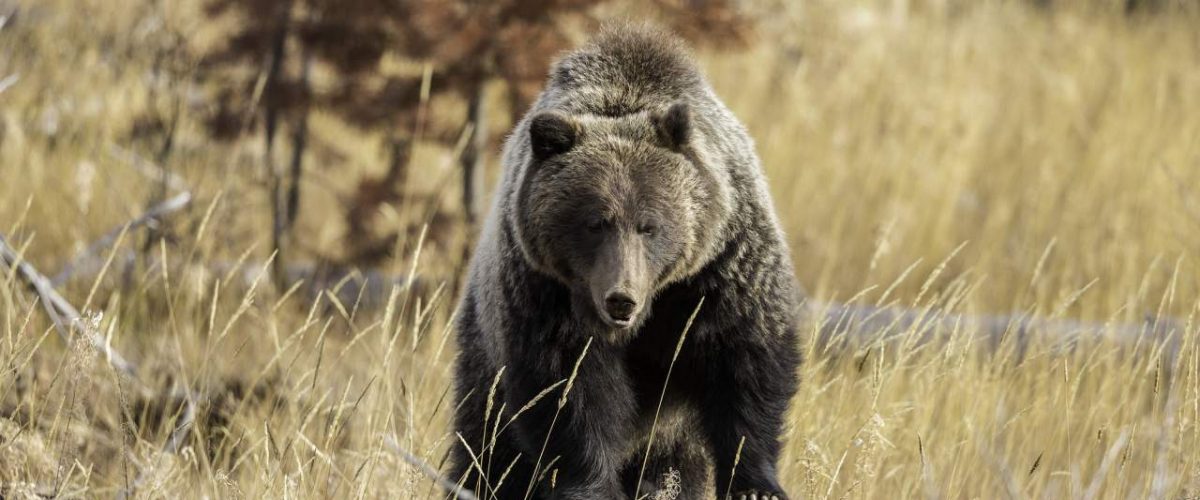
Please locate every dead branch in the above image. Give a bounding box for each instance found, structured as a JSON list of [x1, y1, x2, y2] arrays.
[[384, 435, 480, 500], [51, 191, 192, 286], [0, 73, 17, 94], [162, 387, 198, 454], [0, 233, 197, 500], [0, 234, 137, 375], [107, 143, 190, 193]]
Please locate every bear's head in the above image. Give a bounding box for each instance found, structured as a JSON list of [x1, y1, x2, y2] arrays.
[[511, 102, 730, 338]]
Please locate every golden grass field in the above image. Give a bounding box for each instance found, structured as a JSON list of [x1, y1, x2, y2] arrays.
[[2, 0, 1200, 498]]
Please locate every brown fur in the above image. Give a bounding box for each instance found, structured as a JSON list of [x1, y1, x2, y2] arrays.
[[451, 24, 801, 500]]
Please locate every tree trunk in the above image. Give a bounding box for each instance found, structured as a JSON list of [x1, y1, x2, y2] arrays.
[[461, 81, 487, 235], [265, 4, 290, 291], [285, 54, 311, 234]]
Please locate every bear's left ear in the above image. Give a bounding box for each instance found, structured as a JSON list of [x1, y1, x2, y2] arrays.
[[529, 112, 578, 161], [653, 101, 691, 151]]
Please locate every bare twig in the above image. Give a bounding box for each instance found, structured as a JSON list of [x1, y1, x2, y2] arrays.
[[51, 191, 192, 286], [107, 143, 190, 193], [384, 435, 480, 500], [0, 73, 18, 94], [162, 387, 197, 454]]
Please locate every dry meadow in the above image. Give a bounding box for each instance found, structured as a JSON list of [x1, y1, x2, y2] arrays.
[[2, 0, 1200, 498]]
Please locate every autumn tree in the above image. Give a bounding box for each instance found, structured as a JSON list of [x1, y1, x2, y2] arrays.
[[201, 0, 755, 281]]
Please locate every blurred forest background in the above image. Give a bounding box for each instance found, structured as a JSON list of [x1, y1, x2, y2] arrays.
[[2, 0, 1200, 498]]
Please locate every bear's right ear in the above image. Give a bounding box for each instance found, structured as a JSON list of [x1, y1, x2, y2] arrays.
[[653, 101, 691, 151], [529, 112, 578, 161]]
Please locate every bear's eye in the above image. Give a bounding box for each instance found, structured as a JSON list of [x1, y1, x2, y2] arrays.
[[587, 218, 606, 233], [637, 224, 657, 236]]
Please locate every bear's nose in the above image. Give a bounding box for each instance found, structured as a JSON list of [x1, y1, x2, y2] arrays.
[[604, 293, 638, 322]]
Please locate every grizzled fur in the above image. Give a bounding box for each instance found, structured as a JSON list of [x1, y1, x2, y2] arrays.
[[450, 24, 801, 500]]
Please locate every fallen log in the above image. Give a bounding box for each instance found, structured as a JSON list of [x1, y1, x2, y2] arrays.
[[807, 299, 1185, 363]]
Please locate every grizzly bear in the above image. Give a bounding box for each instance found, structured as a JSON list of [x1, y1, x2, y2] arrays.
[[449, 24, 800, 500]]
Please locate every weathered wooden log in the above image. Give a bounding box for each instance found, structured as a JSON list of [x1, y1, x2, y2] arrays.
[[806, 300, 1185, 364]]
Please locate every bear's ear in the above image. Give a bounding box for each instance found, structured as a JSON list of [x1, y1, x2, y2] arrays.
[[653, 101, 691, 151], [529, 112, 578, 161]]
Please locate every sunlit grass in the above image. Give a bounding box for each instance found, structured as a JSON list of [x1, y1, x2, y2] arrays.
[[1, 0, 1199, 498]]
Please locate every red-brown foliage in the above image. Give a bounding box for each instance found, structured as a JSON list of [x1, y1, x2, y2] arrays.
[[202, 0, 756, 268]]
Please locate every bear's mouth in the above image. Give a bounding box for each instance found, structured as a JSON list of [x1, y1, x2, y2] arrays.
[[604, 315, 634, 329], [596, 298, 639, 330]]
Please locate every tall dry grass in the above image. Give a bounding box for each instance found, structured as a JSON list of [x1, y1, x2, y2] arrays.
[[2, 0, 1199, 498]]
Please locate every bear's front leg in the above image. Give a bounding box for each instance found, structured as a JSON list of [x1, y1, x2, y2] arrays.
[[699, 331, 799, 500], [504, 337, 637, 500]]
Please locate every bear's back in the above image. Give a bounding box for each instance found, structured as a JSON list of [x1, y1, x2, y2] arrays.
[[544, 24, 706, 117]]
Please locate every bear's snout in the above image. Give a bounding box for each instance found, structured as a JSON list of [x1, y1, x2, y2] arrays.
[[603, 292, 638, 326]]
